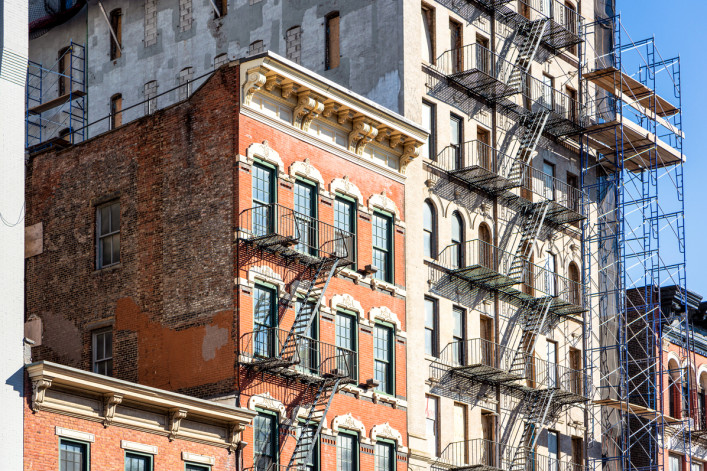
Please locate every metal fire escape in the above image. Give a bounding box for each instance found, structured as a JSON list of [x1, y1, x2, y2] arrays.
[[237, 203, 356, 470], [25, 41, 86, 154], [424, 1, 586, 470]]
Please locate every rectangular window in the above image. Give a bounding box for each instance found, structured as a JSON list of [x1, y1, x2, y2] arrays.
[[252, 162, 276, 236], [548, 431, 559, 471], [92, 328, 113, 375], [325, 12, 340, 70], [186, 464, 210, 471], [449, 19, 463, 73], [374, 323, 394, 394], [421, 5, 435, 64], [60, 439, 89, 471], [214, 0, 227, 17], [110, 94, 122, 130], [125, 452, 152, 471], [255, 412, 278, 471], [426, 395, 439, 457], [542, 74, 554, 109], [545, 253, 557, 296], [372, 212, 393, 283], [421, 101, 436, 161], [336, 311, 358, 381], [692, 462, 703, 471], [450, 114, 463, 169], [334, 196, 357, 268], [97, 201, 120, 268], [453, 402, 468, 451], [452, 306, 466, 365], [337, 432, 358, 471], [547, 340, 558, 388], [424, 297, 438, 357], [296, 299, 318, 374], [294, 180, 318, 255], [109, 9, 122, 60], [571, 437, 583, 471], [375, 441, 395, 471], [543, 160, 556, 201], [253, 285, 277, 358], [300, 424, 320, 471]]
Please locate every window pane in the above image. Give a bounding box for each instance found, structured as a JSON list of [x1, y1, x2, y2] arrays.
[[112, 233, 120, 264], [254, 286, 276, 357], [255, 413, 277, 471], [186, 464, 210, 471], [102, 236, 112, 266], [372, 213, 392, 282], [374, 325, 392, 393], [335, 197, 356, 265], [125, 453, 151, 471], [375, 442, 394, 471], [110, 203, 120, 232], [425, 298, 437, 356], [426, 396, 439, 457], [252, 164, 274, 205], [100, 206, 110, 235], [337, 433, 357, 471], [60, 440, 86, 471]]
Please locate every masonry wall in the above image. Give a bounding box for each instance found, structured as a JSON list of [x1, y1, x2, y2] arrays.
[[25, 65, 241, 397]]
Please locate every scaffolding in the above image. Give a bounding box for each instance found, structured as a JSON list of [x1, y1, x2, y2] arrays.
[[580, 14, 693, 471], [237, 203, 356, 470], [424, 1, 588, 470], [25, 41, 87, 154]]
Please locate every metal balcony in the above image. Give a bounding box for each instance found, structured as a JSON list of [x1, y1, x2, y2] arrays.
[[500, 72, 585, 137], [431, 338, 529, 385], [434, 439, 586, 471], [434, 140, 520, 194], [435, 44, 520, 103], [499, 0, 582, 53], [518, 165, 584, 225], [239, 327, 357, 385], [238, 203, 355, 267], [430, 240, 584, 316]]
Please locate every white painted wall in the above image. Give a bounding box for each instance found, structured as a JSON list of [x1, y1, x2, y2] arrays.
[[0, 1, 28, 469]]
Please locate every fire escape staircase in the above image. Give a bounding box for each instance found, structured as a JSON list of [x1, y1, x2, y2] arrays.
[[507, 19, 548, 91], [509, 387, 558, 471]]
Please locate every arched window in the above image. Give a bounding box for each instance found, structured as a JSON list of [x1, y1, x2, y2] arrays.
[[668, 359, 682, 419], [478, 223, 492, 269], [568, 262, 581, 306], [450, 212, 464, 268], [423, 200, 437, 259]]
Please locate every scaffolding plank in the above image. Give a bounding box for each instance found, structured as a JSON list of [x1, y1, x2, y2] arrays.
[[585, 67, 679, 117], [585, 116, 684, 171], [593, 398, 682, 424], [28, 90, 86, 115]]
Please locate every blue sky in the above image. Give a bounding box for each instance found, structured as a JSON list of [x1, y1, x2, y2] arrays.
[[614, 1, 707, 296]]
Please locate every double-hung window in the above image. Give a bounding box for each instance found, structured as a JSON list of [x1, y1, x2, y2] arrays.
[[334, 196, 357, 267], [125, 452, 152, 471], [424, 297, 438, 357], [294, 179, 318, 255], [336, 311, 358, 381], [337, 432, 359, 471], [254, 285, 277, 358], [254, 411, 279, 471], [97, 201, 120, 269], [374, 323, 394, 394], [296, 299, 319, 374], [372, 212, 393, 283], [92, 328, 113, 375], [300, 424, 320, 471], [426, 395, 439, 457], [452, 306, 466, 365], [60, 439, 89, 471], [375, 441, 396, 471], [252, 162, 276, 236]]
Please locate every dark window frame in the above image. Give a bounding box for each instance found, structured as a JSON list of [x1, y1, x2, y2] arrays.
[[336, 430, 359, 471], [96, 200, 120, 269], [374, 322, 395, 395], [325, 12, 341, 70], [92, 327, 113, 376], [254, 409, 280, 470], [59, 438, 90, 471], [124, 451, 153, 471], [423, 200, 437, 260], [334, 195, 357, 269], [371, 211, 394, 283], [109, 8, 122, 60], [336, 310, 359, 382], [452, 306, 467, 365], [424, 297, 439, 358], [374, 439, 396, 471], [422, 100, 436, 160]]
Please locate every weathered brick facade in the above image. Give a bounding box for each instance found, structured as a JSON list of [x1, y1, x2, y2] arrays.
[[25, 56, 425, 469]]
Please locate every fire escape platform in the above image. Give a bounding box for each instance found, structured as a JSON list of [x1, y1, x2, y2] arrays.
[[585, 116, 684, 171], [447, 69, 519, 102], [449, 166, 520, 194], [498, 8, 582, 53], [27, 90, 86, 115], [446, 362, 526, 385], [447, 263, 519, 290]]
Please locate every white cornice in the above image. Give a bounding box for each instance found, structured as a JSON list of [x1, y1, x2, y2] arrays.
[[241, 107, 406, 184]]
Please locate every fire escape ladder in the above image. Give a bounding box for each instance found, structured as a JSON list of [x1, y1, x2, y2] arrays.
[[507, 19, 548, 90], [278, 258, 340, 364], [509, 388, 558, 471], [287, 378, 342, 471], [507, 200, 550, 280], [505, 111, 550, 184], [507, 296, 553, 377]]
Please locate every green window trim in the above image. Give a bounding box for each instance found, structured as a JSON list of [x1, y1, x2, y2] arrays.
[[334, 194, 358, 270], [374, 438, 397, 471], [297, 420, 321, 471], [124, 450, 154, 471], [59, 438, 91, 471], [185, 463, 211, 471], [336, 309, 359, 382], [253, 283, 279, 359], [373, 321, 395, 396], [254, 408, 280, 469], [371, 210, 394, 284], [336, 430, 360, 471]]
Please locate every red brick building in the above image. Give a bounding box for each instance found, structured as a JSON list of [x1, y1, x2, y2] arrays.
[[24, 53, 426, 470]]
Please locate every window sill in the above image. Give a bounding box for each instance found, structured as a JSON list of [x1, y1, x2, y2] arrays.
[[93, 263, 122, 274]]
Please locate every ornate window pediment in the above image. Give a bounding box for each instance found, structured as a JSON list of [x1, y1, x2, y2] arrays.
[[245, 140, 285, 175], [289, 158, 325, 188], [370, 422, 405, 452], [331, 413, 366, 437], [370, 306, 402, 332], [330, 293, 365, 319], [247, 393, 287, 419], [368, 191, 402, 225], [330, 176, 365, 210]]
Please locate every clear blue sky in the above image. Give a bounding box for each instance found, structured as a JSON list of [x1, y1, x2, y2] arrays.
[[615, 1, 707, 296]]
